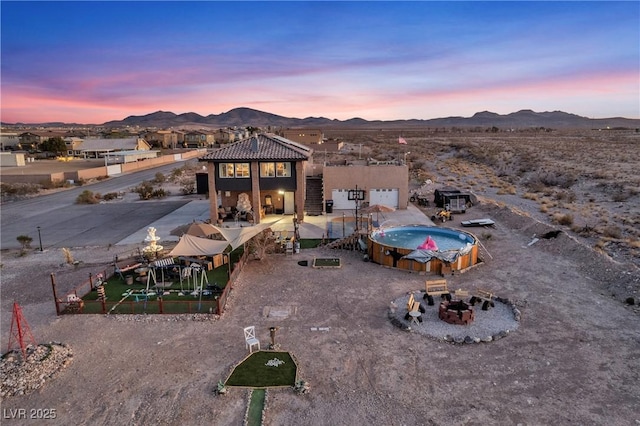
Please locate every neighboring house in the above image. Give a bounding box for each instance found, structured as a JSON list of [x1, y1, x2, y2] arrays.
[[64, 137, 84, 156], [280, 129, 323, 145], [0, 132, 20, 150], [78, 137, 151, 158], [213, 128, 236, 144], [184, 130, 215, 148], [199, 133, 312, 224], [18, 130, 67, 151], [143, 130, 179, 149]]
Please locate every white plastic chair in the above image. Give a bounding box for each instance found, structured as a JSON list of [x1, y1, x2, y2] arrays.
[[243, 326, 260, 353]]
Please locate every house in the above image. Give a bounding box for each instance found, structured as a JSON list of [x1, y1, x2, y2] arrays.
[[143, 130, 179, 149], [280, 129, 324, 145], [213, 128, 236, 144], [184, 130, 215, 148], [64, 137, 85, 156], [18, 130, 67, 151], [199, 133, 312, 224], [0, 132, 20, 150]]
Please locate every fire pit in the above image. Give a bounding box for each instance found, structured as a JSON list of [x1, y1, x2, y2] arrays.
[[439, 300, 475, 325]]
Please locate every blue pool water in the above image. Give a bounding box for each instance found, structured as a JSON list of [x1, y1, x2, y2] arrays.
[[370, 226, 475, 251]]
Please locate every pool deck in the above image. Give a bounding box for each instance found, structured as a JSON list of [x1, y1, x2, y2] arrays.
[[117, 199, 434, 245]]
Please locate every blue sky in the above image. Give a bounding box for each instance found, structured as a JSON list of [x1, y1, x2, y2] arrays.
[[1, 1, 638, 123]]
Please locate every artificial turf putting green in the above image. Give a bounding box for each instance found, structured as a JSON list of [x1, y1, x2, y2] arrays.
[[226, 351, 296, 388]]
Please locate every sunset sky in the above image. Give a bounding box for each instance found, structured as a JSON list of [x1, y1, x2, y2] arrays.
[[1, 1, 638, 124]]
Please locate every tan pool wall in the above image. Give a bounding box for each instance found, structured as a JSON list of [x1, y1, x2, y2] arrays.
[[368, 235, 479, 275]]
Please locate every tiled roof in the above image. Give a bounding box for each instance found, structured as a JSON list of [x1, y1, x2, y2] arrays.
[[200, 133, 312, 162]]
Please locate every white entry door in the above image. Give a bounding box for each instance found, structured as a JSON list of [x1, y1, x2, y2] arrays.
[[284, 191, 295, 214], [369, 188, 399, 208]]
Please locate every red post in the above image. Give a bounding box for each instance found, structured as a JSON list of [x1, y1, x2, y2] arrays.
[[101, 298, 106, 314], [158, 297, 163, 314]]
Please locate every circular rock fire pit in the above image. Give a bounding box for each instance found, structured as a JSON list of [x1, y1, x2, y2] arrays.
[[439, 300, 475, 325]]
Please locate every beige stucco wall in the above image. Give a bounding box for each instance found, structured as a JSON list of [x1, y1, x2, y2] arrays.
[[322, 164, 409, 209]]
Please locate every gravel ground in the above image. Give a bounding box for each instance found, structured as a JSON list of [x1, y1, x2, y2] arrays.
[[391, 293, 520, 342]]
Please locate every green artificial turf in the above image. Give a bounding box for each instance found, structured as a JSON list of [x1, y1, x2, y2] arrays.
[[246, 389, 266, 426], [312, 257, 341, 268], [226, 351, 296, 388]]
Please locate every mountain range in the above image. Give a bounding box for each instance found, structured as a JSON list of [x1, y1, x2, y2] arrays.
[[4, 108, 640, 129]]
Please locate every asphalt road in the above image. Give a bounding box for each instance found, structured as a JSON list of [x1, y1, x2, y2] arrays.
[[1, 161, 193, 250]]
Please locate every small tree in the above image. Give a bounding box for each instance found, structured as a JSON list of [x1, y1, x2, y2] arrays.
[[17, 235, 33, 253], [39, 137, 67, 156]]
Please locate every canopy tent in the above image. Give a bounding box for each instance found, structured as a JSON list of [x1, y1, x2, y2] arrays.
[[212, 221, 277, 251], [170, 221, 221, 239], [168, 234, 230, 257]]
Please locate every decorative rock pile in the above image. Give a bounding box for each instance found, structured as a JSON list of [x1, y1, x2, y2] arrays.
[[0, 343, 73, 398]]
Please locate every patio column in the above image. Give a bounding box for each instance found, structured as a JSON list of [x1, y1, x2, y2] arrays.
[[250, 162, 261, 224], [295, 161, 306, 222], [207, 162, 218, 223]]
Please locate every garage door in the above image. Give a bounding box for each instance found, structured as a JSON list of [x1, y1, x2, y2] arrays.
[[369, 188, 399, 208], [331, 189, 357, 210]]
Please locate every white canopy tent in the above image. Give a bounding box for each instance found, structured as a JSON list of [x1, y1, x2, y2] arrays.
[[169, 234, 230, 257], [212, 221, 277, 251]]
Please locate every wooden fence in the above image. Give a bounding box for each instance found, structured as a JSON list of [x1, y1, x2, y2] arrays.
[[53, 249, 250, 316]]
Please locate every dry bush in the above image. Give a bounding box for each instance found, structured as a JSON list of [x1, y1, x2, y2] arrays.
[[602, 225, 622, 239], [553, 213, 574, 226], [523, 192, 538, 201]]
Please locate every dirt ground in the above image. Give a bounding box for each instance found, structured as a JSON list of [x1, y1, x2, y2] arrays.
[[1, 197, 639, 425], [1, 130, 639, 425]]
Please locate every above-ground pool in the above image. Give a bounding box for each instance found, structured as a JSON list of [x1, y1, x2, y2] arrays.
[[368, 225, 479, 274]]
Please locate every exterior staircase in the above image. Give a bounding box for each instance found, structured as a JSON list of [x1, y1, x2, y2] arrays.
[[305, 176, 324, 216]]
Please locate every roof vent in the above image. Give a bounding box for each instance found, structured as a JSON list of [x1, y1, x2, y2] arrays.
[[250, 136, 259, 152]]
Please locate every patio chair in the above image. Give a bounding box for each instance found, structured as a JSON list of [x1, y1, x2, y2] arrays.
[[244, 326, 260, 353]]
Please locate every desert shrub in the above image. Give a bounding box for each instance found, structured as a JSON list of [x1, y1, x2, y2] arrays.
[[40, 180, 65, 190], [17, 235, 33, 251], [102, 192, 118, 201], [76, 190, 99, 204], [553, 213, 574, 226], [134, 181, 155, 200], [180, 180, 195, 195], [151, 188, 167, 198], [602, 225, 622, 239], [524, 171, 576, 190], [153, 172, 166, 184], [523, 192, 538, 201], [76, 178, 87, 186], [0, 182, 41, 197], [96, 175, 109, 181]]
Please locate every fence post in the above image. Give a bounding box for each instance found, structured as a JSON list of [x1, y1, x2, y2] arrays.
[[89, 272, 94, 291], [216, 297, 222, 315], [158, 297, 163, 314], [101, 298, 106, 314], [50, 273, 60, 316]]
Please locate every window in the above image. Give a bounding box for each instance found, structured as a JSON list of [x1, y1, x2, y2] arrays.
[[260, 162, 275, 177], [220, 162, 250, 178], [260, 162, 291, 177], [219, 163, 235, 178], [276, 162, 291, 177], [235, 163, 249, 178]]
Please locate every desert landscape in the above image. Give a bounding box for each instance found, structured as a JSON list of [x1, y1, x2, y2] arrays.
[[1, 129, 639, 425]]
